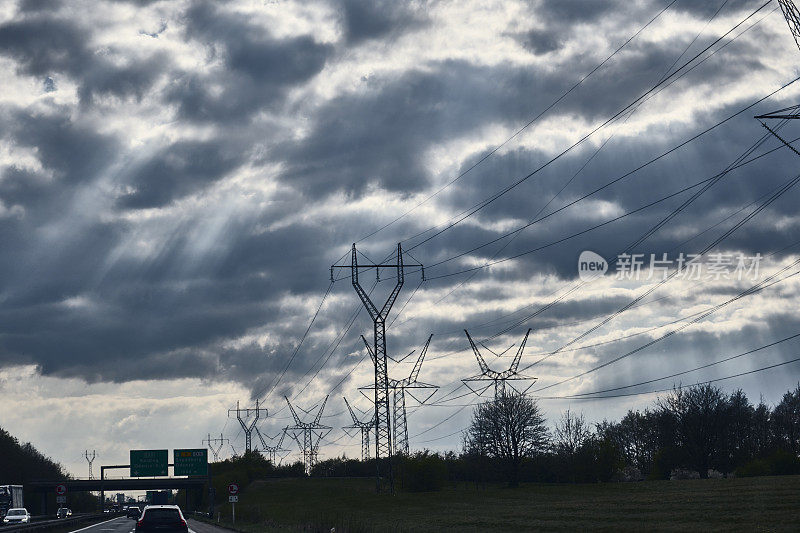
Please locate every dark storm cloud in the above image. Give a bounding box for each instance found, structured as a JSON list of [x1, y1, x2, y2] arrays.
[[165, 0, 332, 123], [531, 0, 622, 23], [115, 139, 242, 209], [17, 0, 62, 11], [0, 13, 169, 104], [0, 0, 797, 407], [1, 107, 118, 195], [557, 310, 800, 396], [518, 28, 563, 55], [337, 0, 428, 44], [276, 14, 768, 198]]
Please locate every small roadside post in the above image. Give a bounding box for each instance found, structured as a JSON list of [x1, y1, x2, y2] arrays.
[[227, 483, 239, 525], [55, 484, 67, 507]]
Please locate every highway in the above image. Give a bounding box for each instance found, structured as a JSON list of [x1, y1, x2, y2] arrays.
[[68, 517, 229, 533]]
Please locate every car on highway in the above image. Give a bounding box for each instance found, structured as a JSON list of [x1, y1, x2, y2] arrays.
[[3, 508, 31, 524], [135, 505, 188, 533], [126, 506, 141, 519], [56, 507, 72, 518]]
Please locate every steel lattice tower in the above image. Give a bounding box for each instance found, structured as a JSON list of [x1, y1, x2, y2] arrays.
[[462, 329, 536, 399], [255, 428, 290, 464], [779, 0, 800, 50], [228, 400, 268, 454], [343, 396, 373, 461], [755, 1, 800, 152], [331, 243, 423, 493], [202, 434, 229, 461], [84, 450, 96, 479], [361, 334, 438, 455], [285, 396, 331, 475]]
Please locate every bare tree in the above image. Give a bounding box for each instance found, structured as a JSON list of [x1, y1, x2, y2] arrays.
[[466, 391, 549, 486], [554, 409, 591, 456], [659, 385, 728, 477]]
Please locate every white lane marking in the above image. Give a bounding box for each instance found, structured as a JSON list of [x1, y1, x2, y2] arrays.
[[68, 516, 124, 533]]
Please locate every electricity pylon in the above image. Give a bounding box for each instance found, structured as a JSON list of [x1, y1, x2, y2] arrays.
[[754, 0, 800, 146], [228, 400, 268, 454], [361, 334, 438, 455], [462, 328, 536, 399], [343, 397, 373, 461], [330, 243, 424, 493], [84, 450, 96, 479], [202, 434, 229, 462], [255, 427, 291, 464], [285, 395, 331, 475], [779, 0, 800, 50]]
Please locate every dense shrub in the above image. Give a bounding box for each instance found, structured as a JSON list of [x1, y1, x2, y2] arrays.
[[398, 451, 448, 492]]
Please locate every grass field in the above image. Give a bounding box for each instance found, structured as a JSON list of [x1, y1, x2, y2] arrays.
[[207, 474, 800, 532]]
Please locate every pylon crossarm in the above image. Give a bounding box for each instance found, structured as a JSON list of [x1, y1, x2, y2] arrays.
[[314, 395, 329, 425], [284, 396, 304, 425], [510, 328, 532, 373], [408, 334, 433, 383], [405, 387, 439, 405], [461, 379, 495, 397], [361, 335, 377, 365], [760, 121, 800, 158], [507, 380, 537, 396], [254, 427, 269, 449], [464, 329, 491, 375], [343, 396, 360, 424], [379, 274, 404, 319]]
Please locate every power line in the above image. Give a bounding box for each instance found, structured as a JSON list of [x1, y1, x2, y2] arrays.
[[402, 0, 774, 253], [355, 0, 680, 244], [563, 331, 800, 398]]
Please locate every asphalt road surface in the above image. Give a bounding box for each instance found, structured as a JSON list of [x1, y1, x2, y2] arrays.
[[68, 516, 230, 533]]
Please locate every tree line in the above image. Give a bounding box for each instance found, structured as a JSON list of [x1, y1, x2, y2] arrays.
[[0, 427, 99, 512], [304, 383, 800, 489]]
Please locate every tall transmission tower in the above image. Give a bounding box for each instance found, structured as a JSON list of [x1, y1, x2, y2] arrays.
[[331, 243, 424, 493], [202, 434, 229, 462], [255, 428, 291, 464], [343, 396, 373, 461], [755, 1, 800, 152], [228, 400, 268, 454], [779, 0, 800, 50], [361, 334, 439, 455], [462, 329, 536, 399], [84, 450, 96, 479], [285, 396, 331, 475]]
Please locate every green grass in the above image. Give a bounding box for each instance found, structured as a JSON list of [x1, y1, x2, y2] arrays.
[[208, 475, 800, 532]]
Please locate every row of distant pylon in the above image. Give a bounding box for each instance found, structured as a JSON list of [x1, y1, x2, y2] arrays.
[[217, 325, 537, 473]]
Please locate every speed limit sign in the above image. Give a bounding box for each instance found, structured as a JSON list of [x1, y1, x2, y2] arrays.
[[227, 483, 239, 495], [55, 484, 67, 495]]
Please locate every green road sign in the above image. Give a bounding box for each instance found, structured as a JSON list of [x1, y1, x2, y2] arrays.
[[130, 449, 168, 477], [174, 448, 208, 476]]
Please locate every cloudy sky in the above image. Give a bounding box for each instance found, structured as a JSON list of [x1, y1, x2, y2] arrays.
[[2, 0, 800, 477]]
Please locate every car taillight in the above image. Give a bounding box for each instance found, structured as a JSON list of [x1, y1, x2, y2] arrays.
[[136, 519, 143, 527]]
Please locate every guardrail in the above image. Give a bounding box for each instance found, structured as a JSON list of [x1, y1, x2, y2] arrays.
[[0, 512, 118, 533]]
